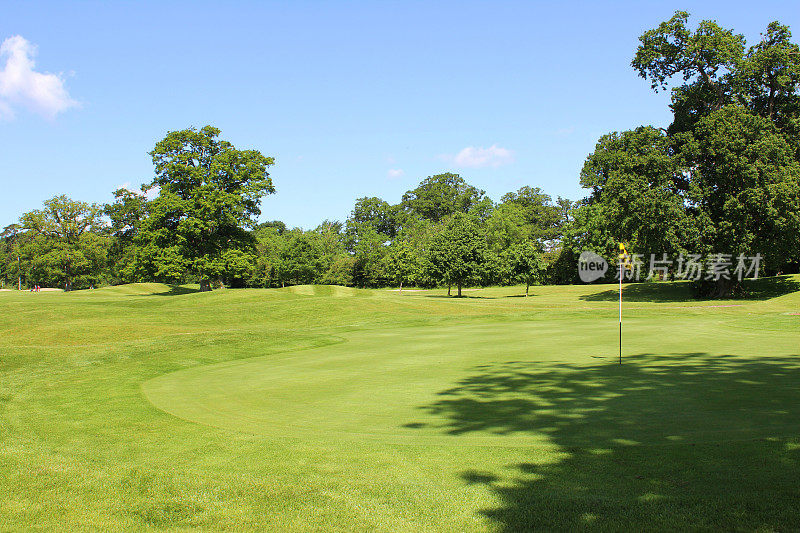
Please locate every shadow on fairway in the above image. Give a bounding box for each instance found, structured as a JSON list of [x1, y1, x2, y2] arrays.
[[425, 295, 488, 299], [408, 353, 800, 530], [580, 275, 800, 303], [151, 285, 201, 296]]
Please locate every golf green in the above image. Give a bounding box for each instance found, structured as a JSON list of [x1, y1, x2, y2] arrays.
[[143, 314, 800, 447]]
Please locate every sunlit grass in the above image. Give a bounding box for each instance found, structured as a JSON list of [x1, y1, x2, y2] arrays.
[[1, 277, 799, 530]]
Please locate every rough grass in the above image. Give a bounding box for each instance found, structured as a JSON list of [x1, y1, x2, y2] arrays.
[[1, 277, 800, 531]]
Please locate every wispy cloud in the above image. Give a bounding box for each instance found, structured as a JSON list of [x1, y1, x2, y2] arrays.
[[441, 144, 514, 168], [387, 168, 404, 179], [0, 35, 78, 120], [555, 126, 575, 136]]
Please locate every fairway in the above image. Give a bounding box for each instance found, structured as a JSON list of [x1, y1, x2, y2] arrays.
[[3, 279, 800, 530]]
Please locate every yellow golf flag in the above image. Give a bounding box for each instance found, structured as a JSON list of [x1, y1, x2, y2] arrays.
[[618, 243, 633, 270]]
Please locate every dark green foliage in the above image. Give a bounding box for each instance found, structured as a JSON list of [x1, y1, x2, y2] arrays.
[[138, 126, 275, 290], [19, 196, 107, 290], [426, 213, 490, 297], [400, 173, 486, 223]]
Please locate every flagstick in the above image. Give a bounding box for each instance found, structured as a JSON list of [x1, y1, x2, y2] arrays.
[[619, 263, 622, 365]]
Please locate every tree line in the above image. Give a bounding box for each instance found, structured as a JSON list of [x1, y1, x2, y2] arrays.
[[0, 157, 571, 295], [2, 12, 799, 297]]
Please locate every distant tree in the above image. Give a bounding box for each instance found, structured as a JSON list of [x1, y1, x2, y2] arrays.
[[313, 220, 352, 286], [104, 188, 149, 284], [277, 231, 325, 285], [345, 197, 398, 246], [20, 196, 107, 290], [255, 220, 287, 235], [505, 240, 544, 296], [500, 186, 563, 241], [401, 173, 486, 223], [426, 213, 489, 297], [0, 224, 24, 289], [139, 126, 275, 290], [385, 239, 419, 291], [253, 224, 286, 287], [351, 227, 387, 288], [485, 202, 531, 256]]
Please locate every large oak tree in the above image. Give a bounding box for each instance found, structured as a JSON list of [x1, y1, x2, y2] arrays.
[[139, 126, 275, 290]]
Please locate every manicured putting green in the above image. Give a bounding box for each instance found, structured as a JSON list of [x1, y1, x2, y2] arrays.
[[143, 308, 800, 447]]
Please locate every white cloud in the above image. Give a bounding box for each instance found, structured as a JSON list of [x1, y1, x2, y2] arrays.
[[0, 35, 78, 120], [555, 127, 575, 136], [443, 144, 514, 168], [387, 168, 405, 179]]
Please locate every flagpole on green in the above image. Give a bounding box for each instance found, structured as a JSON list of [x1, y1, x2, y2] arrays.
[[619, 262, 622, 365]]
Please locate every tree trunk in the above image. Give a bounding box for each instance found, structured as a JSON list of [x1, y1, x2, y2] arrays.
[[448, 284, 451, 296], [200, 278, 212, 292], [526, 283, 529, 297], [457, 283, 462, 297]]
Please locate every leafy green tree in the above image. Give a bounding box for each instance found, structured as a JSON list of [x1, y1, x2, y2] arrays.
[[735, 22, 800, 128], [632, 11, 746, 113], [0, 224, 24, 289], [351, 227, 387, 288], [385, 239, 420, 291], [313, 220, 352, 286], [485, 202, 531, 256], [140, 126, 275, 291], [401, 173, 486, 223], [277, 231, 325, 285], [500, 186, 563, 242], [318, 253, 354, 286], [677, 106, 800, 293], [20, 196, 107, 290], [253, 224, 286, 287], [345, 197, 398, 247], [505, 240, 544, 296], [573, 13, 800, 296], [426, 213, 489, 297], [579, 126, 693, 259], [221, 247, 258, 288], [104, 188, 149, 284]]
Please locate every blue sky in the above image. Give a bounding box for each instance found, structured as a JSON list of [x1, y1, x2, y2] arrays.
[[2, 1, 798, 229]]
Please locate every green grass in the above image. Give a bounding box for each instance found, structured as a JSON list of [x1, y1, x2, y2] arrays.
[[1, 277, 800, 530]]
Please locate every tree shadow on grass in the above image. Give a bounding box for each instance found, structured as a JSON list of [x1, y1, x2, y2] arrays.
[[408, 353, 800, 530], [151, 285, 201, 296], [580, 275, 800, 303], [425, 295, 491, 299]]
